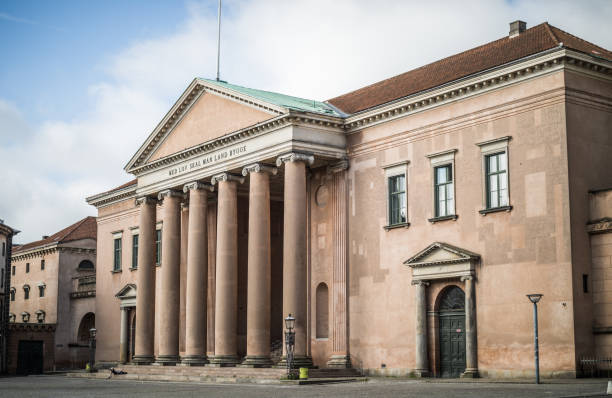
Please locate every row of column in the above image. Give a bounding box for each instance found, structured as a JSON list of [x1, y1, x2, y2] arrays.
[[132, 152, 313, 367], [412, 276, 477, 377]]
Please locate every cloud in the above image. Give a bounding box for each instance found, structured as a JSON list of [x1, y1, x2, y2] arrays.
[[1, 0, 611, 242], [0, 11, 66, 32]]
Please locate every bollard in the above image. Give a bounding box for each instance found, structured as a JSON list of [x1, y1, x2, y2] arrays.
[[607, 380, 612, 395]]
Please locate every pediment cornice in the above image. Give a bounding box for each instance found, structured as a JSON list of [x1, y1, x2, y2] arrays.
[[404, 242, 480, 268], [115, 283, 137, 299]]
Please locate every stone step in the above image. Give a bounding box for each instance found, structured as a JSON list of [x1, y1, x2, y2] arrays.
[[308, 368, 362, 378], [117, 365, 284, 378]]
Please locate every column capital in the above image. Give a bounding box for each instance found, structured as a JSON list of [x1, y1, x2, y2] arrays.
[[183, 181, 214, 193], [157, 189, 184, 201], [460, 275, 475, 282], [135, 196, 157, 206], [411, 280, 430, 287], [241, 163, 278, 176], [275, 152, 314, 167], [211, 173, 245, 185], [326, 159, 349, 175]]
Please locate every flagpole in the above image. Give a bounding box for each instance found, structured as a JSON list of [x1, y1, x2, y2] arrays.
[[216, 0, 222, 81]]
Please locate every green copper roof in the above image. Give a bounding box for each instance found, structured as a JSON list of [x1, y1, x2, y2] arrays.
[[200, 78, 344, 117]]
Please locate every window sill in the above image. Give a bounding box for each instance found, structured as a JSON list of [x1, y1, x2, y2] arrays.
[[156, 263, 162, 267], [384, 222, 410, 231], [129, 267, 138, 272], [111, 269, 122, 274], [479, 206, 513, 215], [428, 215, 458, 223]]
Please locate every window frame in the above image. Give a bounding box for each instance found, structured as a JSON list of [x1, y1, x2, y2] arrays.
[[25, 262, 30, 273], [38, 285, 45, 298], [113, 233, 122, 272], [383, 161, 410, 230], [131, 233, 139, 269], [426, 149, 458, 223], [41, 259, 45, 270], [10, 288, 15, 301], [477, 136, 513, 215], [23, 285, 30, 300], [155, 226, 162, 266]]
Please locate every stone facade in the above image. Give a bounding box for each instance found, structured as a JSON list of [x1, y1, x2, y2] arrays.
[[87, 22, 612, 378], [8, 217, 96, 373], [0, 220, 18, 373]]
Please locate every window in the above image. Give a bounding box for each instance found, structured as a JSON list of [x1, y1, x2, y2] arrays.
[[156, 229, 162, 265], [113, 237, 122, 271], [10, 288, 15, 301], [39, 285, 45, 298], [132, 234, 139, 269], [8, 313, 15, 323], [78, 260, 94, 270], [0, 268, 3, 288], [434, 165, 454, 217], [21, 312, 30, 323], [36, 310, 45, 324], [11, 265, 15, 276], [388, 175, 407, 226], [2, 242, 4, 256], [26, 262, 30, 273], [316, 283, 329, 339], [583, 274, 589, 293], [23, 285, 30, 300], [485, 152, 509, 209], [41, 259, 45, 270]]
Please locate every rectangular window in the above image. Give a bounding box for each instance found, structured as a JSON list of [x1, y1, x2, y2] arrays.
[[12, 266, 15, 276], [388, 174, 407, 226], [113, 237, 122, 271], [39, 286, 45, 298], [583, 274, 589, 293], [41, 259, 45, 270], [434, 165, 454, 217], [2, 242, 5, 256], [26, 263, 30, 273], [24, 288, 29, 300], [132, 234, 139, 269], [485, 152, 509, 209], [0, 268, 3, 288], [156, 229, 162, 265]]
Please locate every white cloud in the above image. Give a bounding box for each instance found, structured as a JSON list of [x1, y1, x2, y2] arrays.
[[1, 0, 611, 242]]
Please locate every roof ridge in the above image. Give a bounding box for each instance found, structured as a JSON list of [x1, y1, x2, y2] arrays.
[[202, 79, 322, 106], [543, 22, 560, 44], [548, 23, 612, 54]]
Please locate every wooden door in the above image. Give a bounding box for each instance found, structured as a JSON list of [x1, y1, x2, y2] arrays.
[[439, 313, 466, 378]]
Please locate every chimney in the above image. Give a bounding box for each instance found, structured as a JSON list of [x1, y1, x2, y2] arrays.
[[42, 235, 49, 239], [509, 20, 527, 38]]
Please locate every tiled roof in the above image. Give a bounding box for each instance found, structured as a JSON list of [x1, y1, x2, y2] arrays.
[[200, 78, 344, 117], [104, 179, 137, 194], [327, 23, 612, 115], [13, 216, 97, 253]]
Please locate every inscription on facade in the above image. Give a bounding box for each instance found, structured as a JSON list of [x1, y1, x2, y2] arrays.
[[168, 145, 247, 177]]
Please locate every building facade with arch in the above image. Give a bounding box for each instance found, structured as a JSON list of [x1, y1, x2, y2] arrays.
[[87, 21, 612, 378], [7, 217, 97, 374]]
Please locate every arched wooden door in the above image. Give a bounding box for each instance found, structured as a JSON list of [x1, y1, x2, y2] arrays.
[[438, 286, 466, 378]]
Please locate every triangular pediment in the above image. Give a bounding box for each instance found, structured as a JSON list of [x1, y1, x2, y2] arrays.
[[404, 242, 479, 268], [115, 283, 136, 299]]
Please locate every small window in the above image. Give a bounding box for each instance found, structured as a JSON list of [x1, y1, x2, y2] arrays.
[[388, 174, 407, 225], [583, 274, 589, 293], [0, 268, 3, 288], [485, 152, 509, 209], [2, 242, 5, 256], [434, 165, 454, 217], [10, 288, 15, 301], [132, 234, 139, 269], [23, 285, 30, 300], [155, 229, 162, 265], [39, 285, 45, 298], [8, 313, 15, 322], [78, 260, 94, 270], [113, 237, 122, 271], [26, 262, 30, 273], [11, 266, 15, 276], [21, 312, 30, 323], [36, 310, 45, 324], [41, 259, 45, 270]]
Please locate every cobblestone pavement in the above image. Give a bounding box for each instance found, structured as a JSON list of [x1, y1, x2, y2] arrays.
[[0, 376, 608, 398]]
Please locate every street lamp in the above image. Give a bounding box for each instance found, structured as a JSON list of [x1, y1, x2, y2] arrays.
[[284, 314, 296, 378], [89, 327, 97, 373], [526, 294, 543, 384]]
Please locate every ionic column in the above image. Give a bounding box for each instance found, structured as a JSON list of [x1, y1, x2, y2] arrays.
[[241, 164, 276, 367], [413, 280, 430, 377], [462, 275, 479, 378], [155, 189, 183, 365], [182, 182, 213, 366], [276, 152, 314, 368], [119, 307, 129, 364], [209, 173, 244, 366], [326, 161, 351, 368], [133, 196, 157, 365]]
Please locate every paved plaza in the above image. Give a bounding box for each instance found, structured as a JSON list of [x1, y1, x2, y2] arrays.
[[0, 376, 608, 398]]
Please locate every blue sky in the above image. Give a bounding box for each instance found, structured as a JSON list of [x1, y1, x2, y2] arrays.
[[1, 0, 611, 243]]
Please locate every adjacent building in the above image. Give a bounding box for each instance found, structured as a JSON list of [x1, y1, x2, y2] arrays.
[[8, 217, 97, 374], [86, 21, 612, 378], [0, 219, 19, 374]]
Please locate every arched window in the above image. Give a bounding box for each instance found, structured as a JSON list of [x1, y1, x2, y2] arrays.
[[439, 285, 465, 312], [77, 312, 95, 344], [316, 282, 329, 339], [8, 313, 15, 323], [10, 288, 15, 301], [78, 260, 94, 270], [21, 311, 30, 323], [23, 285, 30, 300], [35, 310, 46, 324]]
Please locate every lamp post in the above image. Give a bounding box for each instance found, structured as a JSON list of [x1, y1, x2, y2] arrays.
[[89, 327, 97, 373], [284, 314, 295, 377], [526, 294, 543, 384]]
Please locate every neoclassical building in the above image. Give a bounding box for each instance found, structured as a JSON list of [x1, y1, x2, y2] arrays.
[[87, 21, 612, 378], [8, 217, 97, 374]]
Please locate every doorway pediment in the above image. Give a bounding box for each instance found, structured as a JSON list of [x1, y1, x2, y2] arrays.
[[404, 242, 479, 281], [116, 283, 136, 307]]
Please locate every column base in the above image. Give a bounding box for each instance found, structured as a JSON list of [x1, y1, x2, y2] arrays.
[[132, 355, 155, 365], [327, 355, 351, 368], [180, 355, 209, 366], [461, 368, 479, 378], [413, 369, 431, 378], [238, 355, 274, 368], [276, 355, 314, 369], [207, 355, 241, 367], [154, 355, 179, 366]]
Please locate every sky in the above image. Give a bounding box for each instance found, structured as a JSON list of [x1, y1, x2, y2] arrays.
[[1, 0, 611, 243]]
